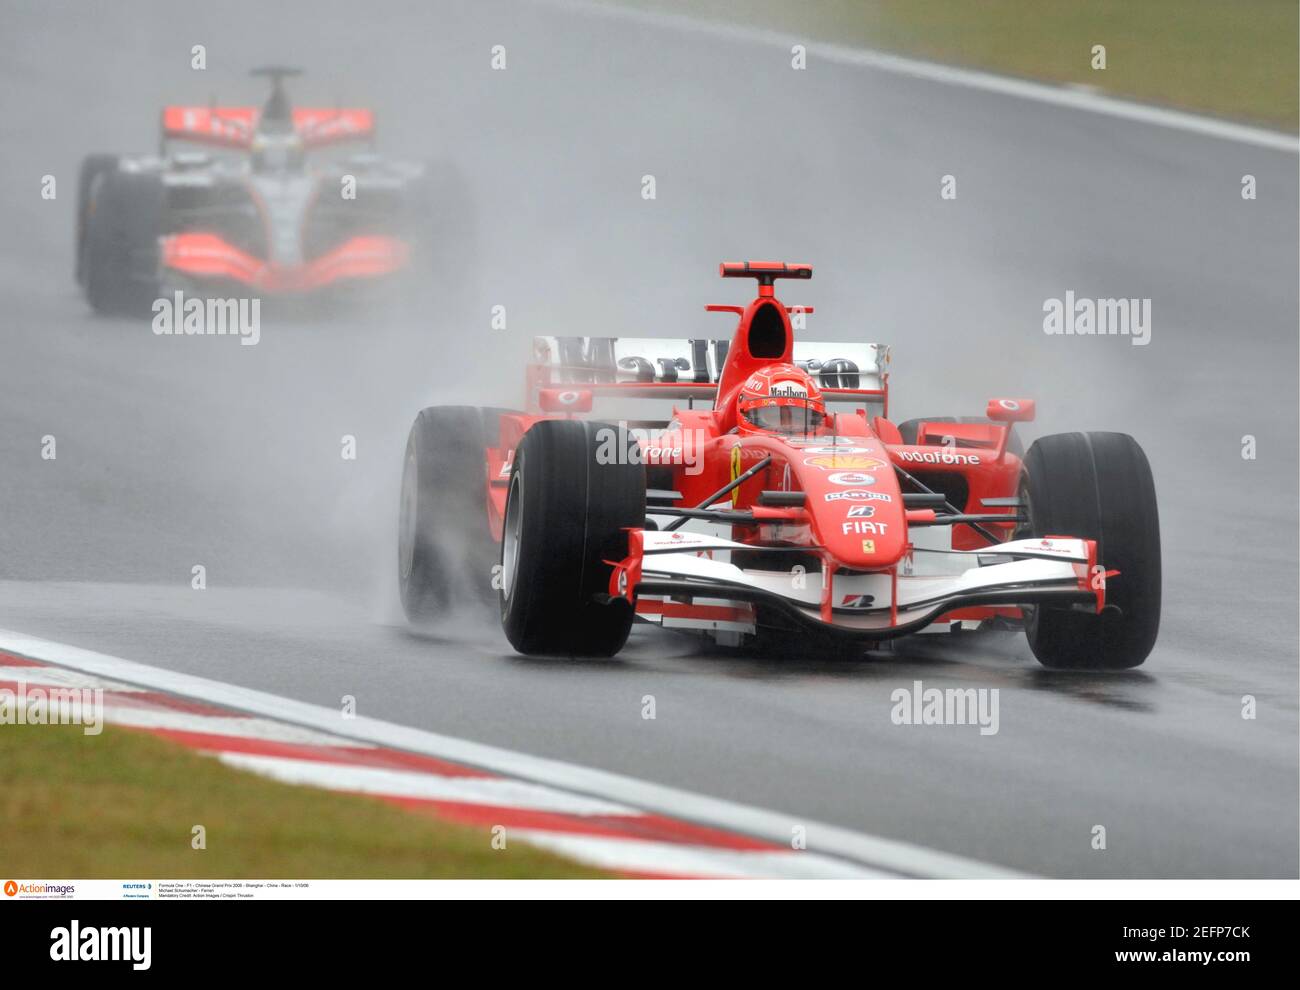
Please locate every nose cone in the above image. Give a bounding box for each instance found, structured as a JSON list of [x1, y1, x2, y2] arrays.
[[791, 442, 907, 568]]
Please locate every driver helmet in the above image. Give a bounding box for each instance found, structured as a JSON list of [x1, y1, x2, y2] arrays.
[[737, 364, 828, 436]]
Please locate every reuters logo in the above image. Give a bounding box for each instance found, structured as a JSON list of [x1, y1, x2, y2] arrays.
[[4, 880, 16, 897]]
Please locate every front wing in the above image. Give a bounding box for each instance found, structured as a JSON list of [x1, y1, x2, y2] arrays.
[[609, 531, 1103, 639]]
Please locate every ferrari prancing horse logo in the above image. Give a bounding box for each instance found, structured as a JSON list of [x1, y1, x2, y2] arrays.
[[729, 444, 743, 506]]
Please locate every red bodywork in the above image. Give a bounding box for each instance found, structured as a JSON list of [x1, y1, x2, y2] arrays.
[[161, 232, 408, 291], [480, 261, 1098, 637], [157, 103, 409, 293], [161, 106, 375, 150]]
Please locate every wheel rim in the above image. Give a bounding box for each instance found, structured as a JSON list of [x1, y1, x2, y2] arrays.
[[398, 448, 419, 581], [501, 470, 523, 601]]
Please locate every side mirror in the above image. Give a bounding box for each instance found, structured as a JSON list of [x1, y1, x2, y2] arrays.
[[987, 397, 1035, 423]]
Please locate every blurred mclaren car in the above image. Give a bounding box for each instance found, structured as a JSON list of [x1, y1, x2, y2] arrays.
[[75, 67, 463, 314]]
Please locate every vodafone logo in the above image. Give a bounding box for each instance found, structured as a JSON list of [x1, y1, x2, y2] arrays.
[[998, 399, 1020, 411], [4, 880, 16, 897], [899, 450, 981, 466]]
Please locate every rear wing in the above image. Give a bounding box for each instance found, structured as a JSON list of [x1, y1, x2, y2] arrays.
[[160, 106, 375, 150], [529, 336, 890, 410]]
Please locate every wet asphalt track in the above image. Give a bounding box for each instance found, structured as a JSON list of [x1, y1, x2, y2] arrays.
[[1, 0, 1296, 876]]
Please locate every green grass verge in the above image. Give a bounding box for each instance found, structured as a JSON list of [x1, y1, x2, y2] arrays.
[[614, 0, 1298, 130], [0, 724, 610, 878]]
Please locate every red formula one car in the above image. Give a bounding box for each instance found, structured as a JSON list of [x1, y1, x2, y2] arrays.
[[76, 67, 458, 315], [399, 262, 1161, 669]]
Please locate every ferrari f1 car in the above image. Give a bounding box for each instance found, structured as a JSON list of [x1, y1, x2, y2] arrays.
[[76, 67, 458, 314], [399, 261, 1161, 669]]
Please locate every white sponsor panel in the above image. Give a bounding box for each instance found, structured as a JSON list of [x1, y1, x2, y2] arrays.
[[534, 336, 887, 391], [824, 489, 891, 502]]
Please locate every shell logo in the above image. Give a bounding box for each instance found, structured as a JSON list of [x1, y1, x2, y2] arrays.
[[804, 455, 885, 471]]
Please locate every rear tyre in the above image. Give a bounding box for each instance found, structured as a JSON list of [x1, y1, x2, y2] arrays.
[[398, 406, 495, 623], [84, 169, 163, 316], [500, 420, 645, 657], [1021, 432, 1161, 669], [75, 154, 118, 287]]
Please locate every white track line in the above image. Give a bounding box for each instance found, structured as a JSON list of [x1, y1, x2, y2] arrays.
[[0, 629, 1024, 877], [541, 0, 1298, 154], [0, 664, 144, 692], [100, 704, 366, 746], [217, 752, 640, 816], [512, 830, 886, 879]]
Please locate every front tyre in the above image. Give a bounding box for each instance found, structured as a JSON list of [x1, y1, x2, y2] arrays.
[[75, 154, 119, 287], [1021, 432, 1161, 669], [500, 420, 645, 657], [83, 168, 163, 316]]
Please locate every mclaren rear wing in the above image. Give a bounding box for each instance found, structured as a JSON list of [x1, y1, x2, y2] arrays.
[[160, 106, 376, 151], [529, 336, 890, 411]]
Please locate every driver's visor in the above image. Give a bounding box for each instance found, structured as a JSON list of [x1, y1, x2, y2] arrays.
[[742, 403, 826, 435]]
